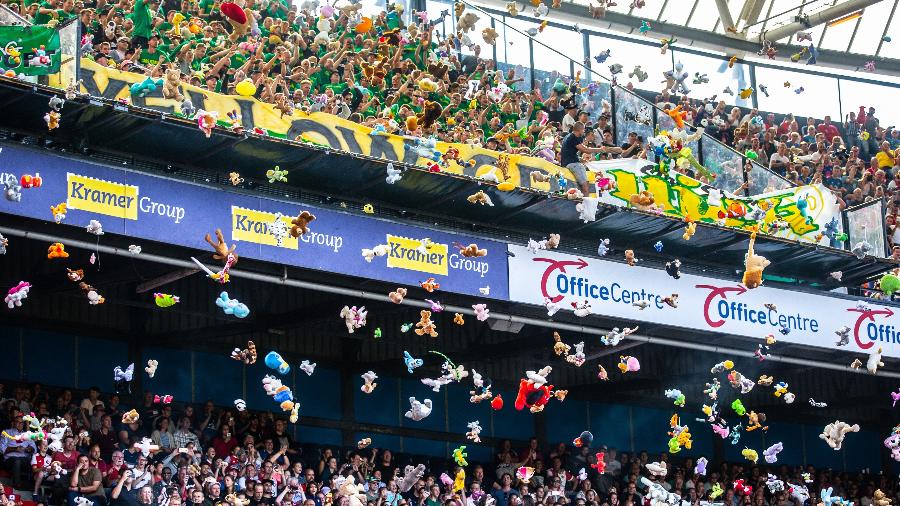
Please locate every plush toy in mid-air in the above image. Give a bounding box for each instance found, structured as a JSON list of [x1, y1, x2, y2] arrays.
[[742, 231, 770, 289], [404, 397, 433, 421], [819, 420, 860, 450], [216, 292, 250, 318]]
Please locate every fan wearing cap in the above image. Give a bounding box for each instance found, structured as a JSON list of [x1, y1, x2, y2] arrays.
[[561, 98, 579, 134]]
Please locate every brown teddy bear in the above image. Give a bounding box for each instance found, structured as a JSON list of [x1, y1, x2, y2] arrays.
[[481, 27, 499, 45], [417, 101, 443, 129], [389, 288, 407, 304], [873, 490, 891, 506], [414, 310, 438, 337], [162, 67, 183, 101], [205, 229, 238, 264], [624, 249, 636, 266], [289, 211, 316, 238], [456, 243, 487, 258], [428, 61, 449, 80], [742, 231, 770, 289], [629, 190, 655, 210]]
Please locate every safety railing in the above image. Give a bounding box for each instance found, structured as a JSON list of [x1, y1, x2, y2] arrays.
[[846, 198, 889, 259]]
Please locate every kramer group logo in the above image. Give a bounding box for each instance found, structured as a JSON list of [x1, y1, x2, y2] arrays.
[[66, 172, 139, 219], [385, 235, 449, 276], [231, 206, 298, 249], [846, 305, 896, 350]]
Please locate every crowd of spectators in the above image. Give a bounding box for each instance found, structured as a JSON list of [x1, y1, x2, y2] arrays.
[[0, 383, 897, 506], [5, 0, 900, 243]]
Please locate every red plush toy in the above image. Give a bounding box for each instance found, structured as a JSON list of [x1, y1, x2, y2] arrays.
[[591, 452, 606, 473], [20, 173, 42, 188], [514, 378, 553, 412], [220, 1, 251, 41], [733, 479, 752, 496]]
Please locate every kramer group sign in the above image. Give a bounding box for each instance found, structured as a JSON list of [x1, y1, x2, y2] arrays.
[[507, 244, 899, 358]]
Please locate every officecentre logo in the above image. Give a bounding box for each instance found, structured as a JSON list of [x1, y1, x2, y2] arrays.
[[846, 304, 896, 350]]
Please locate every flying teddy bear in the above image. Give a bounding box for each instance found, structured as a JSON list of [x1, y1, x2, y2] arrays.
[[162, 67, 184, 101], [289, 211, 316, 238], [742, 231, 770, 289], [482, 27, 499, 45], [873, 490, 891, 506], [405, 397, 433, 421], [417, 101, 444, 129], [205, 229, 238, 265], [398, 465, 426, 492], [360, 371, 378, 393], [389, 288, 407, 304], [457, 12, 480, 32], [456, 243, 487, 257], [467, 190, 494, 206], [629, 190, 655, 210], [414, 310, 438, 337], [819, 420, 860, 450]]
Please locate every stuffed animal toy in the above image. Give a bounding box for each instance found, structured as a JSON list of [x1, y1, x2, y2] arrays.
[[289, 211, 316, 238], [43, 110, 61, 131], [819, 420, 860, 450], [389, 288, 407, 304], [467, 190, 494, 206], [417, 101, 443, 129], [473, 304, 490, 321], [357, 438, 371, 450], [763, 442, 782, 463], [5, 281, 31, 308], [456, 243, 487, 257], [221, 0, 252, 41], [339, 306, 367, 333], [645, 461, 667, 477], [361, 244, 389, 262], [337, 475, 367, 506], [231, 341, 257, 364], [742, 232, 770, 289], [162, 68, 184, 101], [466, 421, 482, 442], [266, 213, 290, 247], [420, 277, 440, 292], [154, 293, 179, 307], [265, 351, 291, 374], [515, 367, 553, 412], [3, 176, 21, 202], [145, 359, 158, 378], [665, 259, 681, 279], [121, 409, 139, 424], [867, 347, 884, 374], [553, 332, 571, 356], [20, 173, 41, 188], [386, 163, 402, 184], [405, 397, 433, 421], [181, 98, 196, 117], [482, 27, 499, 45], [683, 221, 696, 240], [629, 190, 655, 210], [566, 342, 586, 367], [414, 310, 438, 337], [128, 245, 141, 255], [216, 292, 250, 318], [454, 313, 465, 325], [873, 490, 892, 506], [85, 220, 103, 236], [746, 411, 767, 431], [618, 356, 640, 373], [79, 282, 105, 305], [205, 229, 238, 265], [572, 300, 591, 317], [398, 465, 426, 492], [0, 233, 7, 255], [506, 1, 519, 15], [624, 250, 636, 266], [852, 240, 873, 259], [361, 371, 378, 393], [196, 109, 218, 137], [457, 12, 479, 32]]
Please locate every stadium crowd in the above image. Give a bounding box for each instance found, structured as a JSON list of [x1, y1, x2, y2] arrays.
[[0, 383, 897, 506], [4, 0, 899, 238]]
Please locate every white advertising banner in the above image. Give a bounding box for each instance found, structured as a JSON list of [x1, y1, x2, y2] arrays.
[[507, 244, 899, 358]]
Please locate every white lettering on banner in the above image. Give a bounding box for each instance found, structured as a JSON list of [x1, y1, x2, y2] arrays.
[[138, 196, 186, 223], [506, 244, 900, 358], [449, 253, 490, 278], [300, 230, 343, 253]]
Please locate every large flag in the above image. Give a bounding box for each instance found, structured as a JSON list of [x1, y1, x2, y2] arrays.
[[0, 25, 61, 75]]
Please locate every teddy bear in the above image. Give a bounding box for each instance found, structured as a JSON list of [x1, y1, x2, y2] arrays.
[[414, 310, 438, 337], [457, 243, 487, 257], [625, 249, 636, 266], [314, 17, 332, 45], [44, 111, 60, 130], [404, 397, 433, 421], [742, 231, 770, 289], [467, 190, 494, 206], [337, 475, 367, 506], [220, 0, 253, 41], [629, 190, 655, 210], [162, 67, 184, 101], [873, 490, 891, 506], [418, 101, 444, 129], [289, 211, 316, 238], [481, 27, 499, 45], [205, 229, 238, 264], [360, 371, 378, 393], [398, 464, 426, 492], [819, 420, 859, 450], [389, 288, 407, 303], [457, 12, 479, 32], [428, 60, 449, 80]]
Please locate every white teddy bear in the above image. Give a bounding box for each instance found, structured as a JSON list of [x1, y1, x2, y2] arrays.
[[819, 420, 860, 450], [404, 397, 432, 421]]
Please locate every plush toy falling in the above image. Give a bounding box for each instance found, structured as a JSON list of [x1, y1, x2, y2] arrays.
[[455, 243, 487, 257], [414, 310, 438, 337], [515, 366, 554, 412], [742, 232, 770, 289], [266, 166, 288, 183], [339, 306, 368, 333], [216, 292, 250, 318], [231, 341, 257, 364], [516, 466, 535, 483], [196, 109, 217, 137], [361, 371, 378, 393], [362, 244, 389, 262], [289, 211, 316, 238], [466, 421, 482, 442], [420, 277, 440, 292], [264, 351, 291, 374], [819, 420, 859, 450], [472, 303, 490, 321], [205, 229, 239, 265], [79, 282, 105, 305], [113, 363, 135, 393], [867, 347, 884, 374], [386, 163, 403, 184], [572, 300, 591, 317], [763, 442, 783, 463], [618, 356, 640, 373], [4, 281, 30, 309], [144, 359, 158, 378], [404, 397, 433, 421]]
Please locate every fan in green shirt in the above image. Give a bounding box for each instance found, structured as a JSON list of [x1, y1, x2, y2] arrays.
[[130, 0, 153, 39], [32, 0, 57, 25]]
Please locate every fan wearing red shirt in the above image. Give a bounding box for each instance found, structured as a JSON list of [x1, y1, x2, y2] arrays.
[[817, 116, 841, 141], [52, 436, 80, 473], [211, 425, 238, 458]]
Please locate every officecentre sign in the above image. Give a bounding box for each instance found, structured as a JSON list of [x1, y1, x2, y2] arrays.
[[0, 144, 508, 300], [507, 244, 898, 358]]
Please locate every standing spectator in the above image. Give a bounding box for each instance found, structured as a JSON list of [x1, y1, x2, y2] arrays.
[[817, 115, 841, 141]]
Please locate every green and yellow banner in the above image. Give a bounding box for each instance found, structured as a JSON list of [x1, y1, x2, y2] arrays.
[[0, 25, 60, 75]]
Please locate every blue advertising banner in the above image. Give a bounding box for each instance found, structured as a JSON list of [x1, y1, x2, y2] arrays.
[[0, 144, 509, 300]]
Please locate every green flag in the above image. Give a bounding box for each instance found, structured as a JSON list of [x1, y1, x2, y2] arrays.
[[0, 25, 61, 75]]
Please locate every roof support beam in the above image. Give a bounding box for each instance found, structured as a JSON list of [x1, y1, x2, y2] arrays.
[[714, 0, 737, 33], [759, 0, 885, 43]]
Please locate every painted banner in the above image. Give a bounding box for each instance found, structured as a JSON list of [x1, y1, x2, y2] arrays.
[[0, 143, 508, 300], [0, 26, 60, 75], [76, 58, 574, 187], [507, 244, 899, 358], [589, 158, 841, 243]]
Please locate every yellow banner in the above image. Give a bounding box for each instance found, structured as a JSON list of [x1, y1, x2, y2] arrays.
[[231, 206, 298, 249], [385, 234, 449, 276], [76, 58, 577, 188], [66, 172, 139, 219]]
